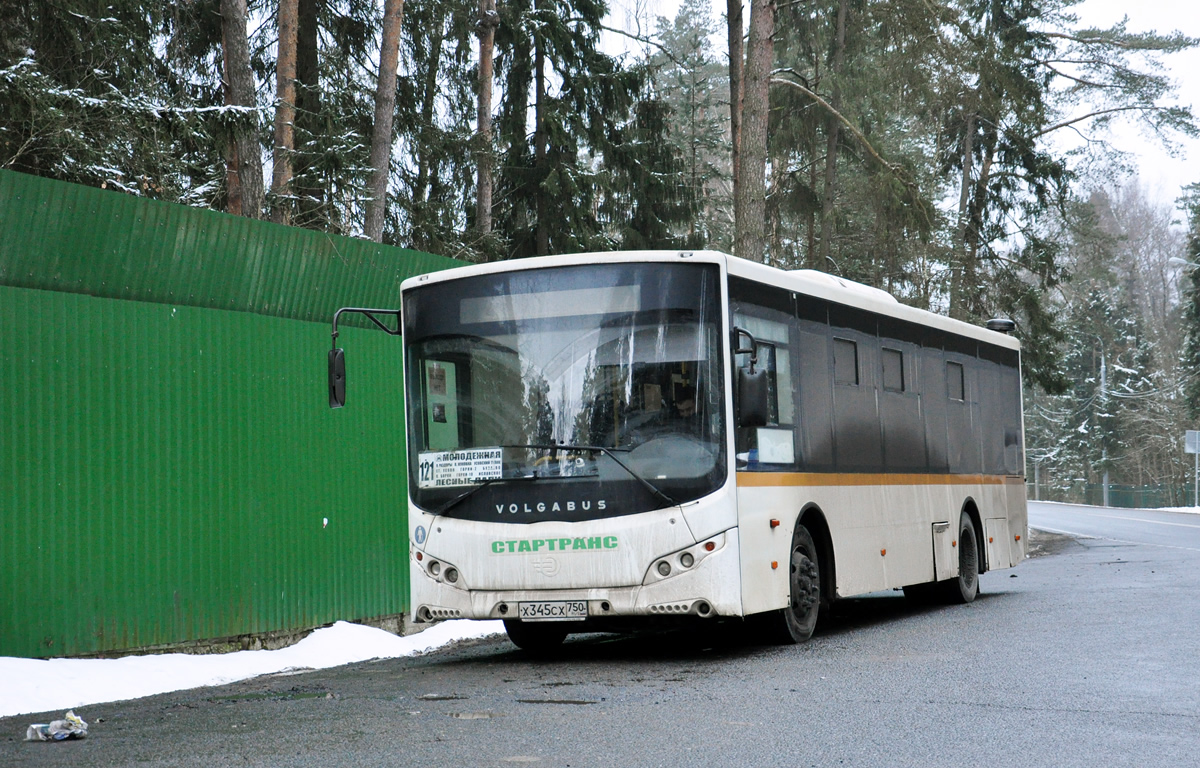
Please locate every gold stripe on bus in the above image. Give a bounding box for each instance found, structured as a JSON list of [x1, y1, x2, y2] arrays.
[[735, 472, 1018, 488]]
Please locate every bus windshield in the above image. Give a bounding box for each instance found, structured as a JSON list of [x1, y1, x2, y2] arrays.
[[403, 261, 727, 523]]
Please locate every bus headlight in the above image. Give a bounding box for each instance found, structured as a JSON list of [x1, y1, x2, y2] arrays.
[[643, 532, 728, 585], [419, 554, 465, 589]]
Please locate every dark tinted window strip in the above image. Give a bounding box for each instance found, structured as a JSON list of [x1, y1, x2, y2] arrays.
[[796, 297, 828, 324], [795, 290, 1013, 370], [979, 342, 1019, 368], [729, 276, 792, 315], [877, 314, 928, 346], [828, 303, 877, 336]]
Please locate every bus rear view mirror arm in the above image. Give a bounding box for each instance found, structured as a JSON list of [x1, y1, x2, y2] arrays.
[[328, 307, 402, 409], [732, 327, 759, 370]]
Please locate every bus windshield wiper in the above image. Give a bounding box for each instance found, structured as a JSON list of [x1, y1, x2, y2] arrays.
[[428, 443, 678, 517], [430, 475, 534, 517], [518, 443, 679, 508]]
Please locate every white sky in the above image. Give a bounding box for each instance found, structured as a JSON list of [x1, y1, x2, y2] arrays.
[[1068, 0, 1200, 213], [606, 0, 1200, 217], [0, 620, 503, 720]]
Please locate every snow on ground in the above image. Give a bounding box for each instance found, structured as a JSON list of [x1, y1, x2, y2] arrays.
[[0, 620, 505, 719]]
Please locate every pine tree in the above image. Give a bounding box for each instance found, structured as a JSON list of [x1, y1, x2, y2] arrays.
[[474, 0, 499, 238], [1025, 185, 1194, 502], [392, 0, 477, 253], [940, 1, 1195, 387], [363, 0, 406, 242], [766, 0, 944, 279], [603, 97, 696, 250], [1180, 184, 1200, 420], [0, 0, 222, 201], [271, 0, 299, 223], [734, 0, 774, 263], [644, 0, 731, 250], [492, 0, 640, 258], [220, 0, 265, 218]]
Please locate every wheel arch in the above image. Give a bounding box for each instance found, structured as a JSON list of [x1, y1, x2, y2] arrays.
[[798, 504, 836, 607], [960, 497, 985, 574]]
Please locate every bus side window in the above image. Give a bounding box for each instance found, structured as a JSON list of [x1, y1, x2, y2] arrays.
[[834, 338, 859, 386], [733, 309, 796, 468], [946, 361, 965, 401], [881, 347, 904, 392]]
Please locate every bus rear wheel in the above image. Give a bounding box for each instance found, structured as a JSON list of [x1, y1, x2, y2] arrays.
[[776, 524, 821, 643], [941, 511, 979, 604], [503, 620, 569, 652]]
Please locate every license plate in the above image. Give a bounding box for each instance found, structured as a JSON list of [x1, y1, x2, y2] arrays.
[[517, 600, 588, 622]]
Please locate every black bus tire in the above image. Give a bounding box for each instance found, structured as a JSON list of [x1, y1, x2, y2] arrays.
[[776, 524, 821, 643], [503, 620, 569, 652], [942, 511, 980, 604]]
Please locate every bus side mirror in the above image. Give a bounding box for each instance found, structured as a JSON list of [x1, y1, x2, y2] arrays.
[[326, 307, 401, 410], [738, 366, 769, 427], [733, 325, 767, 427], [329, 348, 346, 408]]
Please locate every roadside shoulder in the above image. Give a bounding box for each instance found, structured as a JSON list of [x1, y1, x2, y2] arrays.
[[1027, 527, 1085, 558]]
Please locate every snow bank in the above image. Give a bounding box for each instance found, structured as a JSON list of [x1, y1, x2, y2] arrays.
[[0, 620, 504, 719]]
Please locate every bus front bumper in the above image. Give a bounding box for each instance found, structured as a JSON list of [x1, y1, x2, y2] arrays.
[[411, 527, 743, 623]]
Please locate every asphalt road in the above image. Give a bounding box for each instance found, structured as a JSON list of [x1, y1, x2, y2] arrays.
[[5, 507, 1200, 768], [1029, 499, 1200, 551]]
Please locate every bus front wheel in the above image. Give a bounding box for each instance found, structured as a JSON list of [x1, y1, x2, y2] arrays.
[[776, 524, 821, 643], [941, 511, 980, 604], [503, 620, 569, 652]]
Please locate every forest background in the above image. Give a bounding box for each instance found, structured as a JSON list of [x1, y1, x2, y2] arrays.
[[4, 0, 1200, 504]]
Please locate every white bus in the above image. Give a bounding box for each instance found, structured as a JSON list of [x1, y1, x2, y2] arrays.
[[331, 250, 1026, 649]]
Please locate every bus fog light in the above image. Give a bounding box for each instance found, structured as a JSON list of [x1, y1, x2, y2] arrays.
[[429, 561, 441, 576], [657, 561, 671, 577], [679, 552, 694, 568], [444, 567, 459, 584]]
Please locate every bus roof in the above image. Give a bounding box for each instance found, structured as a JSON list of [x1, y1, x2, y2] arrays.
[[400, 250, 1021, 352]]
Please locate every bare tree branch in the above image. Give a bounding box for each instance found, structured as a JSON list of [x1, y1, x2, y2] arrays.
[[771, 70, 897, 173], [1041, 64, 1124, 90], [1043, 31, 1196, 50], [1034, 105, 1165, 137], [770, 69, 933, 228], [599, 24, 685, 67]]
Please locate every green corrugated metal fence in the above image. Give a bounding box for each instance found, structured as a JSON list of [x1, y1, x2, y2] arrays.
[[0, 168, 455, 322], [0, 170, 461, 657]]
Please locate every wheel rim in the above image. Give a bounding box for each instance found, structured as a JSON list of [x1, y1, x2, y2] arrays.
[[790, 547, 820, 619]]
